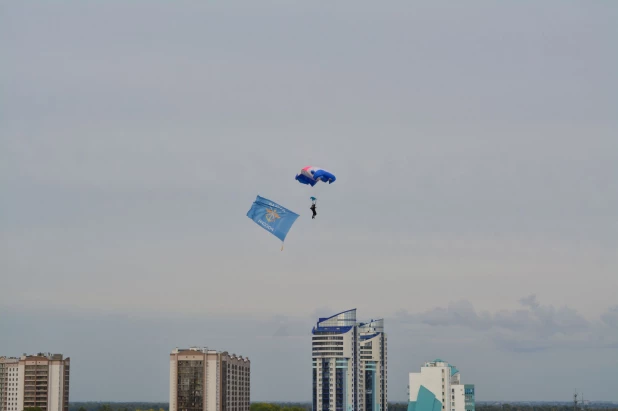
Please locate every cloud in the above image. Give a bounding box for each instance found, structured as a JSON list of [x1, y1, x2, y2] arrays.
[[600, 306, 618, 329], [519, 294, 540, 309], [414, 300, 494, 331], [395, 296, 618, 353], [255, 314, 314, 339]]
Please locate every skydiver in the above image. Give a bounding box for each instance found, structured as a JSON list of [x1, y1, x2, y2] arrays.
[[310, 203, 317, 219]]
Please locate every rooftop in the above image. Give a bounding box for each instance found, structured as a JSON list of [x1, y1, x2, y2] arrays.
[[171, 347, 249, 361], [423, 359, 459, 376]]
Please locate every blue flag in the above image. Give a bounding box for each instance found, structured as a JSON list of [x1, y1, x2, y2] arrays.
[[247, 195, 299, 244]]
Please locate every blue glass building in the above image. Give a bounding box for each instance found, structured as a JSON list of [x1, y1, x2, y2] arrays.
[[312, 310, 387, 411]]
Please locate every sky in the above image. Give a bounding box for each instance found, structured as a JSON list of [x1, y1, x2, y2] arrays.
[[1, 0, 617, 403]]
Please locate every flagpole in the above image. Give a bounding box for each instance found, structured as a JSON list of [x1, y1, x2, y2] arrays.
[[281, 242, 284, 251]]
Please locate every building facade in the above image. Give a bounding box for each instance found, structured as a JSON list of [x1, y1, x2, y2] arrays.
[[0, 354, 70, 411], [0, 357, 19, 411], [312, 309, 387, 411], [407, 359, 474, 411], [169, 347, 250, 411]]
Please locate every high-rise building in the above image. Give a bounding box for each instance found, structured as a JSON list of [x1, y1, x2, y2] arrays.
[[311, 309, 387, 411], [407, 359, 474, 411], [0, 353, 70, 411], [358, 320, 387, 411], [0, 357, 19, 411], [169, 347, 250, 411]]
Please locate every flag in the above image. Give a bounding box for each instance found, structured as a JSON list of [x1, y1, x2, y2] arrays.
[[246, 195, 300, 244]]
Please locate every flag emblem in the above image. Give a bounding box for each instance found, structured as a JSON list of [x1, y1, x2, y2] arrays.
[[265, 208, 280, 223]]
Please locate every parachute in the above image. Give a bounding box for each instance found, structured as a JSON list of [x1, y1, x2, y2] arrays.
[[295, 166, 336, 187]]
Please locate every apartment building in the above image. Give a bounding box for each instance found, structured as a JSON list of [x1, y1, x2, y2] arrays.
[[312, 309, 387, 411], [408, 359, 474, 411], [170, 347, 250, 411], [0, 354, 70, 411]]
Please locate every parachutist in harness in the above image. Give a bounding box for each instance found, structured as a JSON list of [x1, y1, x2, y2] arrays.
[[310, 197, 317, 219]]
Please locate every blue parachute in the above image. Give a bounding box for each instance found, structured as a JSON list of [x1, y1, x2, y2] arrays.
[[295, 166, 336, 187]]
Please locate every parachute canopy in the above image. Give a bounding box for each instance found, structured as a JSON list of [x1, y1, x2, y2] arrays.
[[295, 166, 336, 187]]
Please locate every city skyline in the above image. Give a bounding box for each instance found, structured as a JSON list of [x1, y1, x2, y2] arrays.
[[1, 0, 616, 404], [2, 295, 617, 402]]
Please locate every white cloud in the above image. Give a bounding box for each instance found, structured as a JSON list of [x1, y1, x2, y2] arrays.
[[395, 296, 618, 353]]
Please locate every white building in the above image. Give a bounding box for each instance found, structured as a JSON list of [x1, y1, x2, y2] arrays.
[[0, 353, 70, 411], [359, 320, 388, 411], [312, 309, 387, 411], [169, 347, 250, 411], [0, 357, 19, 411], [408, 359, 474, 411]]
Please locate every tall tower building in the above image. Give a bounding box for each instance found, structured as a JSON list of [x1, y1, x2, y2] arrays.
[[169, 347, 250, 411], [0, 353, 70, 411], [311, 309, 387, 411], [359, 320, 387, 411], [408, 359, 475, 411]]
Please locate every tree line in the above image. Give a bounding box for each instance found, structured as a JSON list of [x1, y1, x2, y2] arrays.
[[68, 404, 168, 411], [62, 403, 618, 411], [389, 404, 618, 411]]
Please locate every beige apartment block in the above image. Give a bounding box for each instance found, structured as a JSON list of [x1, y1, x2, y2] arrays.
[[0, 354, 70, 411], [170, 347, 250, 411]]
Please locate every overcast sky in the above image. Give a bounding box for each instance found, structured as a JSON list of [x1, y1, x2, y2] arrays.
[[1, 0, 617, 403]]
